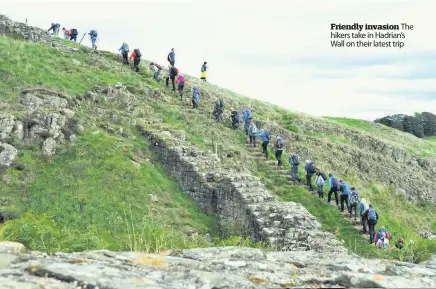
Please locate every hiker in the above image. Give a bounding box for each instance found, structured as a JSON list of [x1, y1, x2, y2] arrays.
[[176, 74, 185, 99], [315, 170, 325, 198], [274, 136, 284, 166], [47, 23, 60, 37], [231, 111, 240, 129], [129, 49, 142, 72], [88, 30, 98, 50], [242, 107, 252, 135], [70, 28, 79, 42], [289, 153, 301, 182], [376, 226, 391, 249], [349, 187, 360, 220], [149, 62, 162, 82], [200, 61, 208, 82], [362, 203, 379, 243], [62, 27, 70, 40], [328, 174, 340, 208], [359, 197, 369, 233], [213, 99, 224, 121], [191, 86, 200, 109], [119, 42, 130, 64], [339, 180, 350, 212], [255, 129, 271, 159], [248, 121, 258, 147], [393, 237, 404, 250], [305, 160, 316, 191], [166, 66, 178, 91], [167, 48, 175, 66]]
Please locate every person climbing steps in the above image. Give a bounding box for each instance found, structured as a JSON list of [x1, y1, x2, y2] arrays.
[[176, 74, 185, 99], [119, 42, 130, 64], [166, 66, 178, 92], [129, 48, 142, 72], [274, 136, 284, 166]]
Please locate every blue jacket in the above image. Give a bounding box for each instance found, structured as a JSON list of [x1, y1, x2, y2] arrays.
[[243, 109, 251, 121], [255, 131, 270, 142], [192, 87, 200, 102], [169, 51, 175, 62], [119, 44, 129, 53], [340, 183, 350, 195]]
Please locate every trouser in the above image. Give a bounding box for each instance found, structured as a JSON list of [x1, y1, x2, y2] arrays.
[[306, 174, 314, 191], [291, 165, 299, 181], [166, 77, 175, 90], [249, 136, 256, 147], [232, 120, 238, 128], [91, 37, 97, 49], [64, 33, 69, 40], [169, 60, 175, 66], [328, 187, 339, 205], [244, 121, 250, 135], [318, 185, 324, 198], [54, 27, 59, 37], [214, 110, 223, 121], [361, 215, 367, 233], [192, 100, 198, 109], [340, 194, 349, 212], [275, 150, 283, 166], [261, 141, 269, 158], [349, 203, 357, 219], [178, 83, 184, 98], [122, 53, 128, 64], [153, 70, 161, 82], [133, 57, 141, 72], [70, 34, 78, 42], [368, 220, 377, 243]]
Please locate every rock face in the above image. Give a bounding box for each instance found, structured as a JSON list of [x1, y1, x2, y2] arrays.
[[0, 88, 79, 161], [0, 246, 435, 288], [140, 127, 345, 254]]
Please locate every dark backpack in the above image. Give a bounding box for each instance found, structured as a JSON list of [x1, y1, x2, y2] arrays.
[[134, 49, 141, 58], [320, 172, 328, 182], [201, 65, 206, 72], [276, 138, 284, 148], [71, 29, 78, 35], [233, 111, 240, 122], [173, 67, 179, 75], [265, 131, 271, 142], [219, 99, 224, 109], [90, 30, 98, 37], [167, 54, 171, 61], [332, 177, 340, 189], [368, 208, 377, 221], [291, 155, 300, 165], [350, 191, 359, 205]]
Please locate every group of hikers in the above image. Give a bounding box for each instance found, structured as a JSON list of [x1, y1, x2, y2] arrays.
[[47, 23, 98, 49], [46, 21, 407, 252], [224, 107, 406, 250]]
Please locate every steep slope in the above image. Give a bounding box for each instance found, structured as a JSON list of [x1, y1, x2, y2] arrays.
[[0, 14, 435, 264]]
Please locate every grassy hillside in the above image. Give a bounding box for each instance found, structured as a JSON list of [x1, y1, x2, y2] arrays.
[[1, 35, 435, 262]]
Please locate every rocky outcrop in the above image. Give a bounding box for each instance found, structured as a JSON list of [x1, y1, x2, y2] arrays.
[[140, 127, 346, 254], [0, 88, 80, 164], [0, 244, 435, 288]]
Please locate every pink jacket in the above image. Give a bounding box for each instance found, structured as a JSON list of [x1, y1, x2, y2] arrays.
[[176, 75, 185, 84]]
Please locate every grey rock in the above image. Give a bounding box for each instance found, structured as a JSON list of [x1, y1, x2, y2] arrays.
[[148, 194, 158, 202], [0, 142, 17, 169]]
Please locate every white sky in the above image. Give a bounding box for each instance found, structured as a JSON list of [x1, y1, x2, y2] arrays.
[[1, 0, 436, 120]]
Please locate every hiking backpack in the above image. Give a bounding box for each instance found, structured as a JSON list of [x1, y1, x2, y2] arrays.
[[368, 208, 377, 221], [167, 54, 171, 61], [71, 28, 78, 35], [308, 162, 316, 174], [219, 99, 224, 109], [233, 111, 240, 122], [134, 49, 142, 58], [155, 63, 162, 70], [320, 172, 328, 183], [349, 191, 359, 205], [173, 67, 179, 76], [291, 155, 300, 165], [201, 65, 206, 72], [332, 177, 340, 189], [90, 30, 98, 37], [276, 138, 284, 148], [265, 131, 271, 142]]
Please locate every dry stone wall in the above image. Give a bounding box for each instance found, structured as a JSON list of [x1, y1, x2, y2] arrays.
[[139, 126, 346, 254]]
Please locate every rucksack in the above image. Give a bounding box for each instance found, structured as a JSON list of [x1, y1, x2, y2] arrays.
[[368, 208, 377, 221], [265, 131, 271, 141], [320, 172, 328, 183], [276, 138, 284, 148], [201, 65, 206, 72], [350, 191, 359, 205], [173, 67, 179, 75], [134, 49, 141, 58], [332, 177, 340, 189], [90, 30, 98, 37], [308, 162, 316, 174], [291, 155, 300, 165], [232, 111, 240, 122], [167, 54, 171, 61], [155, 63, 162, 70], [219, 99, 224, 109], [71, 29, 78, 35]]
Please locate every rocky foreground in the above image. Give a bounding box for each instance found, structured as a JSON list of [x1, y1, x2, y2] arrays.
[[0, 242, 435, 288]]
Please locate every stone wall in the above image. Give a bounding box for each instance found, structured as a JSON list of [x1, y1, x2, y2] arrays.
[[0, 15, 49, 42], [139, 127, 346, 254]]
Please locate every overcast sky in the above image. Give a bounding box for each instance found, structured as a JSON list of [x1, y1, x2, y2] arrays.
[[2, 0, 435, 120]]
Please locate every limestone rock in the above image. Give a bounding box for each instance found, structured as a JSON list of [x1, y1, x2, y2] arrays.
[[0, 142, 17, 169], [148, 194, 158, 202], [0, 241, 25, 254]]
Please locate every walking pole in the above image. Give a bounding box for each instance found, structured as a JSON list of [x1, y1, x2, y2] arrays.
[[79, 33, 86, 44]]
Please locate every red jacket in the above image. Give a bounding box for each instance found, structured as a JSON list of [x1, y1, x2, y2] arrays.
[[65, 29, 71, 36], [129, 51, 137, 60]]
